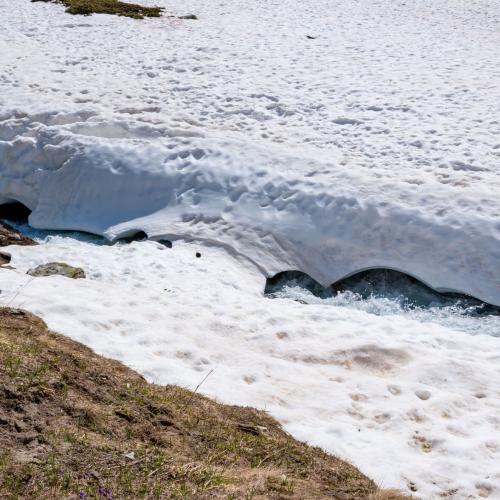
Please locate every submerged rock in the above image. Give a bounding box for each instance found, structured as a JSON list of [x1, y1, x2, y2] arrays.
[[0, 222, 37, 247], [27, 262, 85, 279]]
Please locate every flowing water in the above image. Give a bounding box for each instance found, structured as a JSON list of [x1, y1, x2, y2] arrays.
[[6, 219, 500, 338], [265, 270, 500, 337]]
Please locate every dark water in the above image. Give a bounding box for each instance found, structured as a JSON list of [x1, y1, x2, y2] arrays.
[[265, 270, 500, 337]]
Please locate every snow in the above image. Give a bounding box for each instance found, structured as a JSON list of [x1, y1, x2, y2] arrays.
[[1, 0, 500, 304], [1, 234, 500, 499], [1, 0, 500, 497]]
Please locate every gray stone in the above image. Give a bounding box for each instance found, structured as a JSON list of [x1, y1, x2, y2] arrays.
[[27, 262, 85, 279]]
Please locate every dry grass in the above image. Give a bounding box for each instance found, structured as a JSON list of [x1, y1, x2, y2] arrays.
[[0, 307, 411, 499], [368, 490, 413, 500], [32, 0, 163, 19]]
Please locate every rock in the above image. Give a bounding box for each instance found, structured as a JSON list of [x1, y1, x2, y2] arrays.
[[0, 222, 37, 247], [14, 419, 29, 433], [2, 385, 20, 399], [19, 432, 38, 445], [27, 262, 86, 279], [0, 414, 11, 426], [0, 251, 11, 266], [7, 309, 26, 317], [178, 14, 197, 20], [415, 389, 431, 401], [236, 423, 267, 436]]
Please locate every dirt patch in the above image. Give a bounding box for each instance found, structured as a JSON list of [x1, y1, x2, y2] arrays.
[[0, 307, 409, 499], [334, 345, 412, 374]]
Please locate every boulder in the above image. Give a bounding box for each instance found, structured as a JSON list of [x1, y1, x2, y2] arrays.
[[27, 262, 85, 279]]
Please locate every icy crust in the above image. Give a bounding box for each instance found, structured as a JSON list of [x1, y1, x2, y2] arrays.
[[1, 113, 500, 306]]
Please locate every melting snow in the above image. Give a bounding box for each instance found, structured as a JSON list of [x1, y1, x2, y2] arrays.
[[1, 0, 500, 497], [1, 234, 499, 498]]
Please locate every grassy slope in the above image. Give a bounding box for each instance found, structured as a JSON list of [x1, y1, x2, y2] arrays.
[[0, 307, 408, 499]]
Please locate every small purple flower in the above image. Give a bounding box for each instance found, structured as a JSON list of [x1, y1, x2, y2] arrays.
[[98, 484, 113, 499], [79, 492, 87, 499]]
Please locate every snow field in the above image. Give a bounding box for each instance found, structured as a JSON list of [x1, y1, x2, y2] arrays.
[[1, 0, 500, 304], [0, 236, 499, 498], [1, 0, 500, 497]]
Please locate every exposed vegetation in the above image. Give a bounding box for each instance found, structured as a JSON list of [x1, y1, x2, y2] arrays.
[[0, 307, 409, 499], [32, 0, 163, 19]]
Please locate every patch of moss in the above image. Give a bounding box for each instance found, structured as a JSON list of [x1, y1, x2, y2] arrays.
[[34, 0, 163, 19]]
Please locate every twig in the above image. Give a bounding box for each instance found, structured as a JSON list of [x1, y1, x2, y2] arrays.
[[185, 368, 214, 406], [6, 276, 34, 308], [147, 466, 162, 478]]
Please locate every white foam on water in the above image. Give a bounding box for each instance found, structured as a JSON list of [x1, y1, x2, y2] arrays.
[[265, 271, 500, 337]]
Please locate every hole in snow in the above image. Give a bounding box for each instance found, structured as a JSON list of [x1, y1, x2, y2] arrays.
[[118, 230, 148, 243], [159, 240, 173, 249], [0, 202, 32, 224], [265, 269, 500, 336]]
